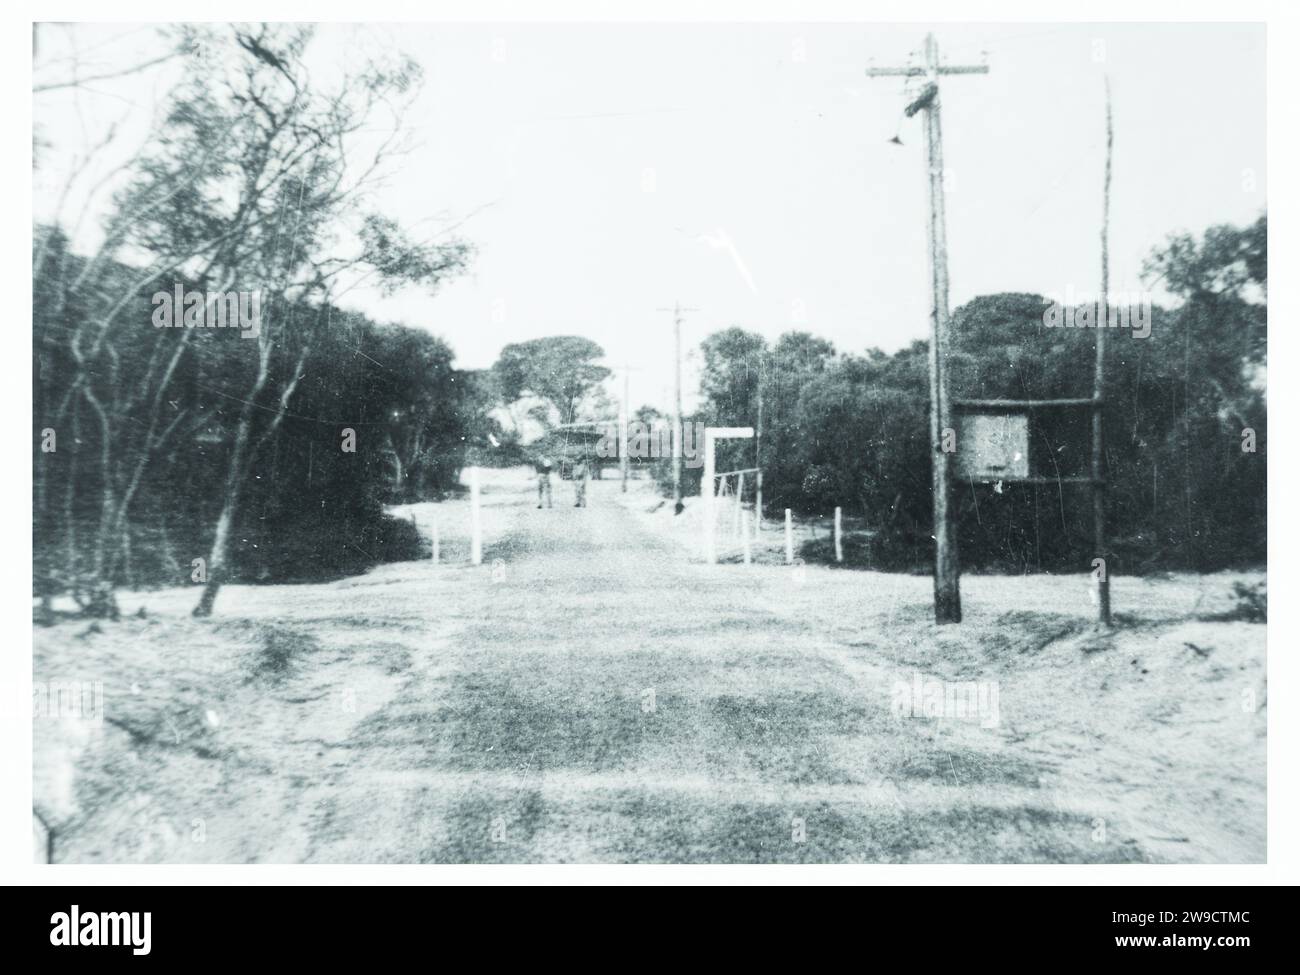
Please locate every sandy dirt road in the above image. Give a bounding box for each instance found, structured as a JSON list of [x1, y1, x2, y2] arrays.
[[33, 468, 1266, 862]]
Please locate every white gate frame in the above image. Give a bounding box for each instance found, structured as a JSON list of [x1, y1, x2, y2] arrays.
[[702, 426, 755, 564]]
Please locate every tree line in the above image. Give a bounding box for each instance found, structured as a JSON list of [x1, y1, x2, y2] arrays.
[[33, 25, 482, 618], [689, 215, 1266, 574]]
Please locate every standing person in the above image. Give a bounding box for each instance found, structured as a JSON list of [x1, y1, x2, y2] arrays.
[[535, 455, 553, 509], [573, 456, 590, 508]]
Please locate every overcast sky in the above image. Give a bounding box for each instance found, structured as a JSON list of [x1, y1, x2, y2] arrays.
[[34, 21, 1266, 412]]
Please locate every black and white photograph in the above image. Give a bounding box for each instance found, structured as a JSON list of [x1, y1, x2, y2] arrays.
[[9, 1, 1296, 897]]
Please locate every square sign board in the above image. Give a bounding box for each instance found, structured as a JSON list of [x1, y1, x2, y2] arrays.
[[956, 413, 1029, 481]]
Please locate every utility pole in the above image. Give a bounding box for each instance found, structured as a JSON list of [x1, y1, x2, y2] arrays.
[[619, 362, 643, 493], [754, 366, 764, 531], [658, 301, 698, 514], [621, 366, 630, 492], [1094, 77, 1113, 625], [867, 33, 987, 625]]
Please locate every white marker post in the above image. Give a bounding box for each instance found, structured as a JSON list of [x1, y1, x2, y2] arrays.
[[741, 510, 751, 564], [785, 509, 794, 565], [834, 506, 843, 563], [432, 515, 440, 564], [734, 472, 745, 538], [703, 436, 716, 564], [703, 427, 754, 564], [469, 467, 482, 565]]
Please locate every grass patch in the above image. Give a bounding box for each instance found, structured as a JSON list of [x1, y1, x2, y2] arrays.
[[246, 625, 323, 682]]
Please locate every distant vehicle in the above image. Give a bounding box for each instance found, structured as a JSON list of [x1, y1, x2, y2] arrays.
[[535, 422, 616, 480]]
